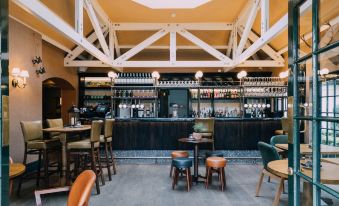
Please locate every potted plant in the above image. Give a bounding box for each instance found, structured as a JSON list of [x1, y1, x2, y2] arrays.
[[192, 123, 206, 140]]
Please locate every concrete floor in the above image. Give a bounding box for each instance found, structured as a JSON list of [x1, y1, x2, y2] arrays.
[[10, 163, 294, 206]]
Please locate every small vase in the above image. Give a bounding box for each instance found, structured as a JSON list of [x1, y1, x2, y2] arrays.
[[193, 132, 202, 140]]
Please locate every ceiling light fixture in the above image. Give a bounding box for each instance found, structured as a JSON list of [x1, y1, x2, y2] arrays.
[[132, 0, 211, 9]]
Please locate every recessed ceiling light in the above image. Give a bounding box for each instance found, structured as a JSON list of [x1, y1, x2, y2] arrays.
[[132, 0, 211, 9]]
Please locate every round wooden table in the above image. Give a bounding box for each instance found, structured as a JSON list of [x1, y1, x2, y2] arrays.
[[42, 125, 91, 185], [10, 163, 26, 194], [178, 138, 213, 183], [268, 159, 339, 205]]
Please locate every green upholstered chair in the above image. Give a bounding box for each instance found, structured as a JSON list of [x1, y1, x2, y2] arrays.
[[256, 141, 285, 206], [194, 118, 215, 150], [100, 119, 117, 181], [66, 120, 104, 194], [172, 157, 193, 191], [270, 135, 288, 146], [46, 118, 65, 140], [17, 120, 61, 195]]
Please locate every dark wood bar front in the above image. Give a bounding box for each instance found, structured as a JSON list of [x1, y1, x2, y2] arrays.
[[111, 118, 282, 150]]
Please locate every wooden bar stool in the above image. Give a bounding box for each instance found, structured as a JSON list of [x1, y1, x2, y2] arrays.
[[172, 157, 192, 191], [100, 119, 117, 181], [169, 151, 189, 178], [205, 157, 227, 191]]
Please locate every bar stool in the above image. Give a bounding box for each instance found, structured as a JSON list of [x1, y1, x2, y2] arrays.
[[205, 157, 227, 191], [100, 119, 117, 181], [17, 121, 61, 195], [172, 157, 192, 191], [66, 120, 104, 194], [169, 151, 189, 178]]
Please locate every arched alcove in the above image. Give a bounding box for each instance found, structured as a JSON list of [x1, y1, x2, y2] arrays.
[[42, 77, 76, 124]]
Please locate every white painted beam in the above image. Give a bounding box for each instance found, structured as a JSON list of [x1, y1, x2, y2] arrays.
[[65, 27, 108, 61], [170, 31, 176, 62], [177, 27, 232, 65], [226, 30, 234, 57], [75, 0, 83, 35], [261, 0, 269, 35], [12, 0, 119, 71], [236, 0, 311, 65], [84, 0, 110, 56], [237, 27, 284, 62], [65, 60, 109, 67], [236, 0, 260, 56], [112, 23, 233, 31], [119, 45, 229, 50], [114, 28, 169, 64], [109, 24, 115, 59]]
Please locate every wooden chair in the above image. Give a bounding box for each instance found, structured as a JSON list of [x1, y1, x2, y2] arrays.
[[66, 120, 104, 194], [18, 121, 61, 195], [100, 119, 117, 181], [35, 170, 96, 206], [256, 141, 286, 206]]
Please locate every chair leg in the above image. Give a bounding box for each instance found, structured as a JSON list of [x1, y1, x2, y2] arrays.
[[219, 168, 224, 191], [17, 146, 27, 196], [66, 150, 71, 186], [169, 162, 173, 178], [36, 150, 42, 187], [91, 147, 100, 195], [97, 148, 105, 185], [268, 176, 271, 182], [205, 167, 211, 189], [273, 178, 284, 206], [108, 142, 116, 175], [222, 168, 226, 189], [43, 149, 49, 188], [185, 169, 190, 191], [104, 142, 112, 181], [255, 170, 265, 197], [172, 168, 177, 190]]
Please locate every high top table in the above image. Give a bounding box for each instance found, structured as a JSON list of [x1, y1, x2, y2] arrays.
[[42, 125, 91, 185], [178, 138, 213, 183]]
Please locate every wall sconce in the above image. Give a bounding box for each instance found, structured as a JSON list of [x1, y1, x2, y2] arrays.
[[12, 67, 29, 88], [151, 71, 160, 85]]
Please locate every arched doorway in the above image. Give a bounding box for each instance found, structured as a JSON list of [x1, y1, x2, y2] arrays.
[[42, 78, 76, 124]]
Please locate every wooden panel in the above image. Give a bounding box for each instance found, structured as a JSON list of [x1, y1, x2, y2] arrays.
[[112, 119, 281, 150]]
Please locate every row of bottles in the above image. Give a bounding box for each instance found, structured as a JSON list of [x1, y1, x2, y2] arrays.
[[190, 89, 240, 99], [115, 73, 154, 84], [191, 107, 240, 118], [114, 90, 157, 98]]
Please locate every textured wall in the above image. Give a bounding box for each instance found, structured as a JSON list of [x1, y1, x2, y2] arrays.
[[9, 18, 78, 162]]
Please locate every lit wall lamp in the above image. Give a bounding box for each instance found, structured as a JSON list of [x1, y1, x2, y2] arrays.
[[152, 71, 160, 85], [237, 70, 247, 79], [195, 70, 203, 85], [11, 67, 29, 88], [279, 70, 289, 79]]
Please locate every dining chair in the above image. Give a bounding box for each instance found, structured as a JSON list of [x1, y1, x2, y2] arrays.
[[270, 135, 288, 146], [46, 118, 64, 139], [66, 120, 104, 194], [18, 121, 61, 195], [35, 170, 96, 206], [256, 141, 285, 206], [194, 118, 215, 150], [100, 119, 117, 181]]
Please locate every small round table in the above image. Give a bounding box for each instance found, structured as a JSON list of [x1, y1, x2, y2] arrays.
[[268, 159, 339, 206], [178, 138, 213, 183], [10, 163, 26, 194]]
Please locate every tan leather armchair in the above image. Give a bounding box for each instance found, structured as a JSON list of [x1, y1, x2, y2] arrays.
[[46, 118, 65, 140], [194, 118, 215, 150]]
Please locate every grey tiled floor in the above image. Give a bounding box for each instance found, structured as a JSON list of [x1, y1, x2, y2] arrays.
[[10, 164, 292, 206]]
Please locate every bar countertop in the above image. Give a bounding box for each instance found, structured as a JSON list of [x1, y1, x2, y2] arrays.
[[113, 117, 283, 122]]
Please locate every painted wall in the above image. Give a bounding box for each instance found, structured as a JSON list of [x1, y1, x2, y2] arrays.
[[9, 18, 78, 162]]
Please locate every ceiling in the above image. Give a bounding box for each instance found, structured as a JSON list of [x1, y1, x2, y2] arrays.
[[8, 0, 339, 70]]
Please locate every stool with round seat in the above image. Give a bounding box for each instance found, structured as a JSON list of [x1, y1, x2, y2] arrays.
[[205, 157, 227, 191], [206, 151, 224, 158], [169, 151, 189, 178], [172, 157, 192, 191]]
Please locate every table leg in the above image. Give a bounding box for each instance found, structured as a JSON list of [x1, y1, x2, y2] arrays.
[[193, 144, 199, 183], [60, 135, 67, 186], [302, 181, 312, 206]]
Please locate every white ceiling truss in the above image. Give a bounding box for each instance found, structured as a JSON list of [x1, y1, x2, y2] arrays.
[[13, 0, 314, 72]]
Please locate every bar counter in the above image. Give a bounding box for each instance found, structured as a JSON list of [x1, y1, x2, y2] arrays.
[[111, 118, 282, 150]]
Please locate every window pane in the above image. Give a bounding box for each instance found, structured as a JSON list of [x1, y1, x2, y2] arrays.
[[328, 81, 334, 96], [321, 82, 327, 96], [328, 97, 334, 113], [321, 97, 327, 113], [321, 128, 328, 144]]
